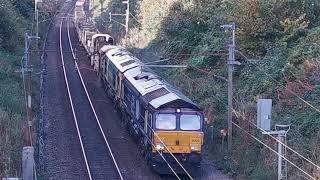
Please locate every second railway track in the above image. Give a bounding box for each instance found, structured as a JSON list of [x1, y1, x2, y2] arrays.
[[58, 7, 123, 179]]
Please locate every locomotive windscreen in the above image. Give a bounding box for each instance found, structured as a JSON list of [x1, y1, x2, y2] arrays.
[[180, 114, 201, 130], [155, 113, 202, 131]]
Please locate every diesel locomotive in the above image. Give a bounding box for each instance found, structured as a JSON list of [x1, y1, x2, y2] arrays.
[[74, 0, 204, 174]]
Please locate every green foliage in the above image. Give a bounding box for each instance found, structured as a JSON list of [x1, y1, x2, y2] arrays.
[[0, 49, 24, 113], [280, 14, 309, 45], [10, 0, 34, 18], [0, 109, 24, 177], [94, 0, 140, 39], [250, 161, 277, 180], [0, 50, 25, 177], [160, 1, 320, 178], [0, 0, 34, 176], [0, 0, 31, 51], [97, 0, 320, 178], [286, 27, 320, 66]]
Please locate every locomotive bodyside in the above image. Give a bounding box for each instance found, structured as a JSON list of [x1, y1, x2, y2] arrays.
[[98, 45, 204, 174], [72, 2, 205, 173]]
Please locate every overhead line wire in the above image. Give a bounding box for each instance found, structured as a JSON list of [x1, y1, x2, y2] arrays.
[[131, 115, 182, 179], [146, 121, 194, 179], [137, 17, 320, 171], [100, 1, 320, 176], [144, 134, 182, 180], [182, 50, 320, 171], [80, 5, 187, 178], [95, 2, 320, 176], [180, 70, 320, 175], [186, 62, 320, 169], [232, 122, 316, 180], [122, 92, 194, 179], [69, 11, 187, 178], [248, 118, 320, 170], [235, 50, 320, 170]]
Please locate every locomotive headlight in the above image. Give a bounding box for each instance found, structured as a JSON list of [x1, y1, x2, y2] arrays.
[[156, 144, 164, 151], [190, 145, 201, 152]]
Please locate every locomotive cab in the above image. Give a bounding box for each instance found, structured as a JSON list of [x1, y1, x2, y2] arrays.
[[150, 108, 204, 174], [99, 46, 205, 175]]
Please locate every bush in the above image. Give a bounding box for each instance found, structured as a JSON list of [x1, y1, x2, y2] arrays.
[[95, 0, 320, 179], [0, 0, 33, 176], [0, 0, 31, 51]]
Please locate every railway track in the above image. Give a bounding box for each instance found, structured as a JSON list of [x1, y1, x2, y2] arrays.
[[42, 1, 231, 180], [58, 6, 124, 179]]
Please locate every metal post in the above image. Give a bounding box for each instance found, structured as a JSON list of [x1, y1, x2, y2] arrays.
[[227, 44, 234, 152], [276, 125, 289, 180], [24, 33, 33, 146], [36, 10, 39, 38], [221, 22, 237, 152], [22, 146, 34, 180], [24, 33, 29, 68], [262, 125, 289, 180], [277, 131, 288, 180], [24, 33, 39, 146], [125, 0, 130, 36], [109, 1, 130, 36], [283, 133, 288, 179], [35, 0, 39, 38], [278, 133, 283, 180]]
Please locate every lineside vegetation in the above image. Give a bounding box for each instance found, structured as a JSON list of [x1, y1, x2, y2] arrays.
[[0, 0, 57, 177], [0, 0, 33, 177], [94, 0, 320, 179]]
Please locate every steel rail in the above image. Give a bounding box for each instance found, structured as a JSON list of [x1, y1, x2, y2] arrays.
[[66, 15, 124, 180], [59, 19, 93, 180], [146, 120, 194, 179]]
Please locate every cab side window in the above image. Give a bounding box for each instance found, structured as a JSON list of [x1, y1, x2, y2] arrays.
[[123, 84, 131, 109], [108, 63, 117, 89]]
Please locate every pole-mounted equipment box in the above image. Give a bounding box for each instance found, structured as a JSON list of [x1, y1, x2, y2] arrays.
[[257, 99, 272, 131]]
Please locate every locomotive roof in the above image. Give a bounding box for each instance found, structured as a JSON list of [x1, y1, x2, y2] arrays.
[[98, 45, 199, 110], [104, 46, 140, 72], [124, 67, 164, 96], [124, 66, 198, 110]]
